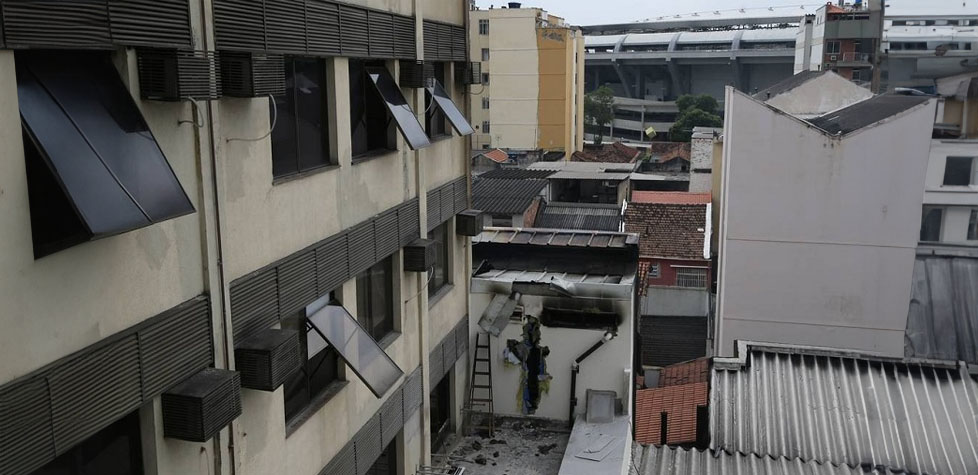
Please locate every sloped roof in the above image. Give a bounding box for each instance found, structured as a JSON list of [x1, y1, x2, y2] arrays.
[[659, 358, 709, 387], [472, 178, 547, 214], [753, 70, 826, 100], [479, 148, 510, 163], [632, 445, 905, 475], [624, 202, 708, 260], [473, 228, 638, 249], [571, 142, 642, 163], [906, 249, 978, 364], [806, 95, 931, 136], [480, 168, 556, 180], [648, 142, 690, 162], [711, 343, 978, 475], [534, 202, 622, 232], [631, 192, 712, 205], [635, 382, 708, 445]]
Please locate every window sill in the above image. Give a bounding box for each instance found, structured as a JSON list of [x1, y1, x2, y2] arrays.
[[428, 283, 454, 309], [272, 164, 340, 186], [377, 331, 401, 350], [284, 379, 349, 438], [352, 149, 398, 164]]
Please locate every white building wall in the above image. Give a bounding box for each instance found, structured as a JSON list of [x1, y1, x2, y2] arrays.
[[764, 72, 874, 118], [717, 87, 936, 357], [922, 139, 978, 244]]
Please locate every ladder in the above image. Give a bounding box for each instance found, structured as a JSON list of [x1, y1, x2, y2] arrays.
[[462, 332, 494, 437]]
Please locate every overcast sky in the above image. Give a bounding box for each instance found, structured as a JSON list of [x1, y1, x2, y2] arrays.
[[473, 0, 826, 25]]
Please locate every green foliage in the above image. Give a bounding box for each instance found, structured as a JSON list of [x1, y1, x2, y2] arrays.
[[584, 85, 615, 145], [669, 94, 722, 142]]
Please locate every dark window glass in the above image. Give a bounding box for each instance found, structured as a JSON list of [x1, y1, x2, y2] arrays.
[[920, 208, 944, 242], [282, 293, 344, 424], [22, 129, 89, 257], [969, 209, 978, 241], [943, 156, 974, 186], [429, 375, 452, 452], [350, 59, 397, 158], [426, 63, 449, 139], [366, 440, 398, 475], [33, 410, 143, 475], [427, 79, 474, 136], [272, 57, 330, 178], [357, 257, 395, 341], [429, 221, 451, 298]]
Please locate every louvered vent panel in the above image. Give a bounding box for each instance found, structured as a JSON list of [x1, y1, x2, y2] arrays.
[[251, 53, 287, 96], [339, 4, 369, 58], [392, 14, 415, 60], [235, 330, 301, 391], [213, 0, 266, 51], [428, 344, 444, 385], [347, 222, 377, 277], [426, 190, 442, 231], [422, 20, 439, 61], [306, 0, 341, 55], [265, 0, 307, 54], [321, 442, 356, 475], [278, 251, 319, 316], [0, 8, 5, 49], [366, 10, 395, 59], [108, 0, 192, 48], [443, 330, 457, 373], [316, 233, 350, 294], [220, 52, 286, 98], [399, 60, 433, 89], [139, 297, 213, 398], [375, 210, 400, 260], [398, 201, 420, 246], [138, 49, 221, 101], [403, 367, 423, 416], [2, 0, 112, 48], [404, 239, 436, 272], [230, 267, 280, 343], [451, 25, 467, 61], [379, 387, 403, 446], [455, 318, 468, 359], [437, 23, 453, 61], [453, 178, 468, 212], [440, 186, 456, 225], [48, 335, 142, 454], [162, 369, 242, 442], [0, 378, 54, 475], [354, 416, 383, 475]]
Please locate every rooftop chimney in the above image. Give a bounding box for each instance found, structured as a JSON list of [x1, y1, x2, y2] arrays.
[[508, 2, 521, 8]]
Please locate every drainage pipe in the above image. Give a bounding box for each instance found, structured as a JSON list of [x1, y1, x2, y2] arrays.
[[568, 331, 616, 428]]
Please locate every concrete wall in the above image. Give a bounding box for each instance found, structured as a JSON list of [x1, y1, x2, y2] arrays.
[[717, 88, 936, 357], [764, 72, 873, 118], [922, 139, 978, 244], [468, 292, 634, 422], [642, 287, 711, 318]]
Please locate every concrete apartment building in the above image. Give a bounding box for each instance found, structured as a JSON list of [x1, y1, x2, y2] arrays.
[[794, 0, 884, 85], [0, 1, 480, 474], [716, 87, 937, 357], [469, 2, 586, 157]]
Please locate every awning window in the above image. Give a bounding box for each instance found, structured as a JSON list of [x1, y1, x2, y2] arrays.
[[17, 52, 194, 255], [426, 80, 474, 136], [365, 66, 431, 150], [305, 299, 403, 398]]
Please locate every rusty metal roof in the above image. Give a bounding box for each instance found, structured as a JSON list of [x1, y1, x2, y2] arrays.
[[473, 228, 639, 249]]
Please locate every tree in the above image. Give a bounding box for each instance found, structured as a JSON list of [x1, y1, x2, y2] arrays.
[[669, 94, 722, 142], [584, 86, 615, 145]]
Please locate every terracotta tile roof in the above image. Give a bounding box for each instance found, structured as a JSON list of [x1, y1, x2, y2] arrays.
[[648, 142, 690, 162], [571, 142, 642, 164], [635, 381, 708, 445], [481, 148, 510, 163], [659, 358, 710, 387], [624, 202, 707, 260], [637, 261, 651, 296], [631, 192, 712, 205]]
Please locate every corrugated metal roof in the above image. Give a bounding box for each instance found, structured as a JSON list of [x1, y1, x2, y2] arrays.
[[906, 252, 978, 364], [479, 168, 556, 180], [535, 202, 623, 232], [471, 178, 547, 214], [632, 445, 906, 475], [475, 269, 623, 284], [474, 227, 639, 248], [710, 344, 978, 475]]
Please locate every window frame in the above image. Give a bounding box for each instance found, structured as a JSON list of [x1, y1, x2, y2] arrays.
[[425, 62, 450, 140], [357, 256, 396, 342], [33, 409, 143, 474], [482, 121, 491, 134], [479, 19, 489, 35], [271, 56, 332, 180], [349, 59, 398, 160], [482, 72, 490, 85], [968, 209, 978, 241], [428, 221, 452, 299], [282, 292, 346, 429], [482, 96, 490, 110], [942, 156, 976, 187], [826, 41, 841, 54], [649, 263, 660, 279], [481, 48, 490, 61], [675, 267, 708, 289], [920, 206, 945, 242]]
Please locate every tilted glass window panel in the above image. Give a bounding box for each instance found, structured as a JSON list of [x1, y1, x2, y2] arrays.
[[365, 66, 431, 150], [17, 53, 194, 238], [426, 80, 474, 136], [306, 303, 403, 398]]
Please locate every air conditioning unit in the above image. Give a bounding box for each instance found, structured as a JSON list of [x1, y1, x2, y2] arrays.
[[137, 49, 221, 101], [399, 60, 435, 89], [454, 61, 482, 85], [234, 329, 301, 391], [455, 209, 485, 236], [829, 54, 839, 61], [162, 369, 242, 442], [220, 52, 286, 97], [404, 239, 437, 271]]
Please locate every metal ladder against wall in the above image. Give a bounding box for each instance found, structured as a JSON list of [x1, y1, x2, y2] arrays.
[[462, 332, 494, 437]]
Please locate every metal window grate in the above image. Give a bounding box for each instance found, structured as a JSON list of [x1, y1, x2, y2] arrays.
[[675, 268, 708, 289]]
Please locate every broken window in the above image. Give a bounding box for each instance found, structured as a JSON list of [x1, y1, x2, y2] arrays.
[[429, 375, 452, 452], [540, 300, 619, 330], [503, 317, 551, 415], [943, 156, 976, 186], [920, 207, 944, 242]]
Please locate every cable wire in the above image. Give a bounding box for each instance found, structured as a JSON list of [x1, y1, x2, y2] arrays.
[[227, 94, 278, 143]]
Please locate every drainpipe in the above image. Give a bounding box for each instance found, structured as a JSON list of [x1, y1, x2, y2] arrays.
[[568, 331, 616, 428]]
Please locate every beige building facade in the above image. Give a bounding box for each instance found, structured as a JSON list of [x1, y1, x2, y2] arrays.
[[469, 5, 585, 156], [0, 1, 476, 474]]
